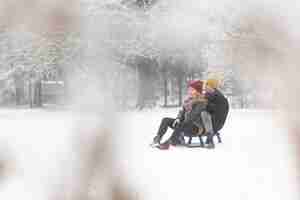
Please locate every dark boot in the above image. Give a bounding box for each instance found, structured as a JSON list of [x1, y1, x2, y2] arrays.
[[170, 132, 185, 146], [177, 133, 185, 146], [156, 142, 170, 150], [151, 136, 170, 150], [151, 118, 174, 147], [205, 133, 215, 149], [150, 135, 161, 147]]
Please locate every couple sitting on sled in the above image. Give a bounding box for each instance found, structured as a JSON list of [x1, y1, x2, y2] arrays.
[[151, 79, 229, 149]]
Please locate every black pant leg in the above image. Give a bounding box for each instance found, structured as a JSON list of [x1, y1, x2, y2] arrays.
[[169, 121, 194, 144], [171, 121, 198, 143], [156, 117, 175, 138]]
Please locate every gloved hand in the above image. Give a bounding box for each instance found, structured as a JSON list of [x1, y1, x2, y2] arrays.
[[172, 118, 181, 128]]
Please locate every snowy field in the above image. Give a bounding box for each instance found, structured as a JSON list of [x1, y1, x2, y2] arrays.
[[117, 108, 299, 200], [0, 108, 298, 200]]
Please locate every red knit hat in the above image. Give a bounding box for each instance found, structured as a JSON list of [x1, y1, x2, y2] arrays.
[[188, 80, 203, 94]]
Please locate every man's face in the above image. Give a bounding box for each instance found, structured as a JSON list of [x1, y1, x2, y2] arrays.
[[205, 85, 215, 93]]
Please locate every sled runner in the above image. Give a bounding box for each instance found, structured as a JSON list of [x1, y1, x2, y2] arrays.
[[150, 130, 222, 149], [184, 132, 222, 148]]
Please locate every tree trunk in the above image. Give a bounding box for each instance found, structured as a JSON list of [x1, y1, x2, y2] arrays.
[[163, 75, 168, 107], [15, 87, 23, 105], [178, 74, 183, 106], [28, 81, 33, 108], [62, 71, 68, 104], [14, 76, 25, 105], [33, 80, 42, 107], [136, 66, 151, 109], [136, 57, 156, 109]]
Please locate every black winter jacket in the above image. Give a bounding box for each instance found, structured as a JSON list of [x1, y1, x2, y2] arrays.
[[206, 89, 229, 132]]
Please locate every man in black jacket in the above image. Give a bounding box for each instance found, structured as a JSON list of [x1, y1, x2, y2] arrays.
[[151, 80, 215, 149], [205, 79, 229, 145]]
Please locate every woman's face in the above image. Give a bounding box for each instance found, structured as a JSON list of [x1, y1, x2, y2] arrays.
[[190, 88, 200, 97], [205, 85, 215, 93]]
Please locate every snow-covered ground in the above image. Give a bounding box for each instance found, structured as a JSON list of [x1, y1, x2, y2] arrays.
[[0, 108, 103, 200], [117, 108, 299, 200], [0, 108, 298, 200]]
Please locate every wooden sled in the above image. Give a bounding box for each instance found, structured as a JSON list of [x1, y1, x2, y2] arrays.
[[184, 127, 222, 148]]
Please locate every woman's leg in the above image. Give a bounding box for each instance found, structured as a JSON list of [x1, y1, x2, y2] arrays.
[[169, 121, 195, 145], [201, 111, 215, 148], [153, 118, 175, 144], [201, 111, 213, 133]]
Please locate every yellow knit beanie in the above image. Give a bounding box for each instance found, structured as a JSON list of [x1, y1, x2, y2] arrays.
[[206, 79, 219, 89]]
